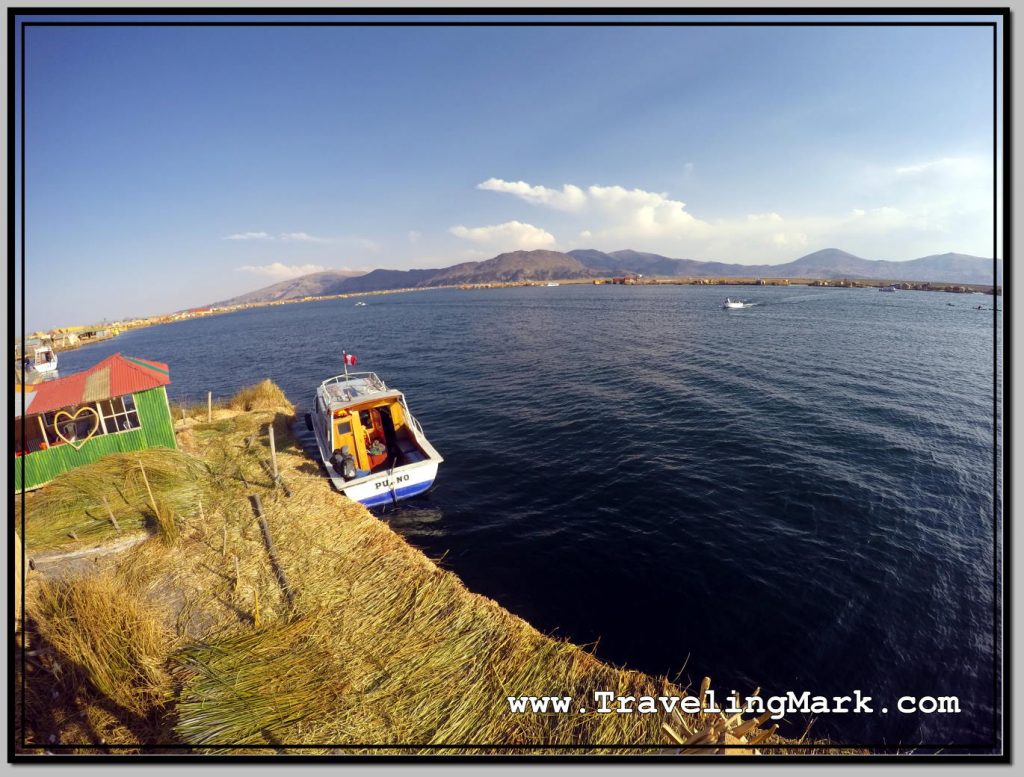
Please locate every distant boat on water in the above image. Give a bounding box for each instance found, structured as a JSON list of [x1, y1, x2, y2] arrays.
[[545, 282, 560, 287], [722, 298, 748, 309], [25, 345, 58, 374], [879, 285, 898, 293], [355, 301, 367, 307]]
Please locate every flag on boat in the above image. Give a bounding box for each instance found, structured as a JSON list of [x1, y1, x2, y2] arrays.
[[343, 352, 357, 366]]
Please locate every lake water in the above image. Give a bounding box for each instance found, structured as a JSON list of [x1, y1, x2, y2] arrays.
[[55, 284, 1002, 748]]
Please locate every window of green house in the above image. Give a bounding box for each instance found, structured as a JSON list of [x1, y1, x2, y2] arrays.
[[98, 395, 141, 433], [39, 395, 142, 447]]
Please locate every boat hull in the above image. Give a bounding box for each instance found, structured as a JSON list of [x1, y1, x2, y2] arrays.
[[29, 360, 58, 373], [310, 393, 441, 508], [340, 461, 439, 507]]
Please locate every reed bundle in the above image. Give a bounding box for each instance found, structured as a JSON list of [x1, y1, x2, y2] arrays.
[[20, 381, 836, 754], [29, 571, 173, 716], [225, 380, 293, 413], [20, 449, 211, 552]]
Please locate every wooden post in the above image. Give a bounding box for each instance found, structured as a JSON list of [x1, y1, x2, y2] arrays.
[[207, 391, 212, 422], [102, 495, 121, 532], [137, 459, 159, 517], [268, 424, 278, 479], [248, 494, 294, 609], [259, 459, 291, 497]]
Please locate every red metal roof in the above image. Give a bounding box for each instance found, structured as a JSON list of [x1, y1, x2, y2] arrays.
[[21, 353, 171, 417]]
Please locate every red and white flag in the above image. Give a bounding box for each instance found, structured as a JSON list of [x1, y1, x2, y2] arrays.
[[343, 352, 357, 366]]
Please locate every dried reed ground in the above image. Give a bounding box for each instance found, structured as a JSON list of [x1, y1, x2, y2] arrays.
[[20, 381, 835, 754]]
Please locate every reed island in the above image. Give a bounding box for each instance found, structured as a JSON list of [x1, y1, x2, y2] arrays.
[[15, 381, 837, 756]]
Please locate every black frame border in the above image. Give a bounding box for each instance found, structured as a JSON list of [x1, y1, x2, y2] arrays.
[[7, 5, 1011, 764]]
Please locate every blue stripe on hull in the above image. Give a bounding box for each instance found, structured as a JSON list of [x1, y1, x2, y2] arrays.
[[356, 479, 435, 507]]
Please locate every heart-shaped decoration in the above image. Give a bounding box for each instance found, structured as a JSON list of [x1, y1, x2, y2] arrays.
[[53, 406, 100, 450]]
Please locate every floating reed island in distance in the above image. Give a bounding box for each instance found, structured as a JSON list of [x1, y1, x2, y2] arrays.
[[16, 371, 853, 755]]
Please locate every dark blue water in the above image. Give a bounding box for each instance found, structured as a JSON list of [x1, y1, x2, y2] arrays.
[[57, 284, 1001, 748]]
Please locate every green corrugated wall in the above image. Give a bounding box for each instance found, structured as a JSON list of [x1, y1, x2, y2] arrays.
[[15, 386, 176, 492]]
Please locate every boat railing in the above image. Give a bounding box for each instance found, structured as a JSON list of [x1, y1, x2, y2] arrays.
[[400, 396, 425, 436], [319, 371, 388, 393]]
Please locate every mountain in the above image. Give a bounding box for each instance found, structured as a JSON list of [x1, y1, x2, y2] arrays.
[[568, 247, 879, 279], [774, 248, 880, 278], [214, 270, 365, 305], [572, 247, 998, 285], [336, 268, 439, 293], [215, 248, 999, 306], [569, 249, 704, 276], [767, 249, 1000, 284], [871, 252, 1003, 285], [421, 250, 599, 286], [215, 250, 602, 305]]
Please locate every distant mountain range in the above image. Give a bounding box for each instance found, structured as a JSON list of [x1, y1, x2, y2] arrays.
[[215, 247, 1000, 306], [568, 248, 1002, 285]]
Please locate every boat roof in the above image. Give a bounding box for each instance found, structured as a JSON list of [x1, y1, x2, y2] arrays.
[[317, 372, 402, 410]]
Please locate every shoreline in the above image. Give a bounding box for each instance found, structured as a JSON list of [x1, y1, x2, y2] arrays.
[[29, 275, 1003, 358], [16, 385, 843, 754]]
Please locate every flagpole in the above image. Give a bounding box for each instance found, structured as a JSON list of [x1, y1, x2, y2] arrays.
[[343, 351, 350, 382]]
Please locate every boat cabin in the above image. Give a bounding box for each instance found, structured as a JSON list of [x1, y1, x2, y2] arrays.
[[31, 345, 56, 369], [314, 373, 429, 476]]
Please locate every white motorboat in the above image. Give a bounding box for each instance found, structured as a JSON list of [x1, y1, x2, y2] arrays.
[[722, 298, 747, 309], [308, 370, 442, 508], [26, 345, 58, 374]]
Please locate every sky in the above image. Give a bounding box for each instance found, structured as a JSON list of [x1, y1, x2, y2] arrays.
[[14, 14, 1002, 331]]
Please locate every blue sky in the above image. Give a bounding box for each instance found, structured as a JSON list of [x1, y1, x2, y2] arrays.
[[15, 15, 1001, 330]]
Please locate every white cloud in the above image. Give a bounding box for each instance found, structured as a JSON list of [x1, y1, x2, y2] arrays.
[[478, 178, 587, 211], [586, 184, 708, 239], [449, 220, 557, 251], [407, 230, 421, 244], [353, 237, 382, 252], [474, 163, 995, 262], [895, 156, 987, 179], [224, 231, 273, 241], [746, 212, 783, 223], [280, 231, 327, 243], [236, 263, 330, 279], [223, 231, 329, 242], [770, 231, 808, 247], [478, 177, 709, 242]]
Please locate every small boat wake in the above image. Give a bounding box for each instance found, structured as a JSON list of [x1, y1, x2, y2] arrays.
[[722, 298, 753, 309]]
